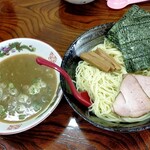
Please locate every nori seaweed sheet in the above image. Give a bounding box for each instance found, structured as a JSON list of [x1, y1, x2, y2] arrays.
[[106, 5, 150, 73]]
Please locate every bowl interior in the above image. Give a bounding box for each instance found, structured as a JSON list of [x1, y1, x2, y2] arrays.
[[61, 22, 150, 132], [0, 38, 63, 135]]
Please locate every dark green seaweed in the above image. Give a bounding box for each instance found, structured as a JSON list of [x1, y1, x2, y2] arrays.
[[106, 5, 150, 73]]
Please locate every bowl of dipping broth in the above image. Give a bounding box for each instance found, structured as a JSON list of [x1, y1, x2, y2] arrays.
[[61, 21, 150, 132], [64, 0, 95, 4], [0, 38, 63, 135]]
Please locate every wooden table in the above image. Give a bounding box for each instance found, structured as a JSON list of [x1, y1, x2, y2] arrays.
[[0, 0, 150, 149]]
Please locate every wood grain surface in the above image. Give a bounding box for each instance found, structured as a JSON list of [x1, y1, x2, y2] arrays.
[[0, 0, 150, 149]]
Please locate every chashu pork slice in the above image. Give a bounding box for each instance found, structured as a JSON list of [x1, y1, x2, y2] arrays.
[[113, 74, 150, 117], [113, 93, 131, 117], [133, 74, 150, 98]]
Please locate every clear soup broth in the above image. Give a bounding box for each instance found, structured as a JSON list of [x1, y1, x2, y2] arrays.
[[0, 54, 57, 123]]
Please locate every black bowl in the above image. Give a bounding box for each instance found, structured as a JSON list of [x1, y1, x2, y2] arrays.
[[60, 22, 150, 132]]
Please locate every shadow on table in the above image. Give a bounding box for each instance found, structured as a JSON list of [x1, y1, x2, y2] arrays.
[[58, 0, 103, 30]]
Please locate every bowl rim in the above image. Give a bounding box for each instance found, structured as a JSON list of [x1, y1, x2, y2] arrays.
[[64, 0, 95, 4]]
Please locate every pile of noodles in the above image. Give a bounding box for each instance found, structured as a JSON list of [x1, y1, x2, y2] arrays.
[[75, 39, 150, 123]]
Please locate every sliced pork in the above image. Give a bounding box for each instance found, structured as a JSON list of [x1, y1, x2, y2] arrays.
[[113, 74, 150, 117], [133, 74, 150, 98]]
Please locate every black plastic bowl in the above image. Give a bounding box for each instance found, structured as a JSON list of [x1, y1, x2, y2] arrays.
[[60, 22, 150, 132]]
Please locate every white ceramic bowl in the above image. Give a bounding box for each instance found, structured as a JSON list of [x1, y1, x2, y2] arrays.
[[0, 38, 63, 135], [64, 0, 95, 4]]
